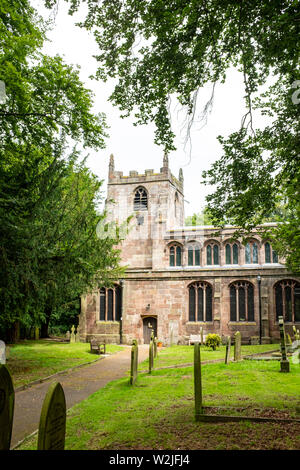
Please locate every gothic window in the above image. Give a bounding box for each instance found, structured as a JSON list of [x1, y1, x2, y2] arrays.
[[188, 282, 213, 322], [264, 242, 278, 263], [275, 280, 300, 323], [169, 244, 182, 266], [133, 187, 148, 211], [225, 243, 239, 264], [206, 243, 219, 265], [245, 241, 259, 264], [230, 281, 254, 322], [99, 285, 122, 321], [188, 244, 200, 266]]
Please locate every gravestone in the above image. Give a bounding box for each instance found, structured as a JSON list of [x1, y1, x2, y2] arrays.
[[0, 341, 6, 365], [0, 365, 15, 450], [225, 336, 231, 364], [130, 340, 138, 385], [234, 331, 241, 361], [70, 325, 76, 343], [194, 342, 203, 421], [75, 330, 80, 343], [149, 340, 154, 374], [37, 382, 66, 450], [66, 331, 70, 341], [278, 316, 290, 372]]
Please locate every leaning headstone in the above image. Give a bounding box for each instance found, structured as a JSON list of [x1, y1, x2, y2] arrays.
[[37, 382, 66, 450], [149, 340, 154, 374], [194, 342, 203, 421], [279, 316, 290, 373], [0, 341, 6, 365], [0, 365, 15, 450], [75, 330, 80, 343], [234, 331, 241, 361], [225, 336, 231, 364], [70, 325, 76, 343], [130, 340, 138, 385], [66, 331, 70, 342]]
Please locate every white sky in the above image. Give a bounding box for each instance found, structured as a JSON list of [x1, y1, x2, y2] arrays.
[[34, 0, 269, 217]]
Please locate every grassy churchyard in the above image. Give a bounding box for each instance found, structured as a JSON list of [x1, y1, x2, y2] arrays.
[[6, 340, 123, 388], [16, 342, 300, 451]]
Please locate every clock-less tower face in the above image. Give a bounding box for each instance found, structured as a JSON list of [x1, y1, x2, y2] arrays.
[[105, 154, 184, 269]]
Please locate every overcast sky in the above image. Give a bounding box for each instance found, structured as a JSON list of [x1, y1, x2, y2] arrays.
[[35, 0, 269, 217]]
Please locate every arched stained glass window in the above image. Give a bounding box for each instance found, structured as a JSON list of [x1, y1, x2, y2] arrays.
[[245, 241, 259, 264], [229, 281, 254, 322], [207, 245, 212, 265], [99, 285, 122, 322], [169, 244, 182, 266], [134, 187, 148, 211], [225, 243, 239, 265], [265, 242, 278, 264], [188, 244, 201, 266], [233, 244, 239, 264], [275, 280, 300, 322], [188, 282, 213, 322], [225, 244, 231, 264], [206, 243, 219, 265]]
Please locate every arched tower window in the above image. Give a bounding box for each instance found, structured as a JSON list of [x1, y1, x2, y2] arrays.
[[188, 282, 213, 322], [99, 285, 122, 322], [169, 244, 182, 267], [134, 187, 148, 211], [230, 281, 254, 322], [275, 280, 300, 323]]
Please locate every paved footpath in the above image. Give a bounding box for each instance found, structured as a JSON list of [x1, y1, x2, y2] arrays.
[[11, 344, 149, 449]]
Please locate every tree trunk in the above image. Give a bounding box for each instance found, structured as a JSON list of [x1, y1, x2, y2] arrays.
[[40, 307, 52, 338]]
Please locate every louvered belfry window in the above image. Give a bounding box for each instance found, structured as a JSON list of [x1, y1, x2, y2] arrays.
[[188, 282, 213, 322], [134, 187, 148, 211]]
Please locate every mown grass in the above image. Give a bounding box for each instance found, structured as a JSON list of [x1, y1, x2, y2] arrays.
[[138, 343, 280, 370], [6, 340, 123, 388], [18, 359, 300, 451]]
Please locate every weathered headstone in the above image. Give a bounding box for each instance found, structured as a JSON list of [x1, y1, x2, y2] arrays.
[[130, 340, 138, 385], [0, 341, 6, 365], [234, 331, 241, 361], [66, 331, 70, 341], [279, 316, 290, 372], [0, 365, 15, 450], [194, 342, 203, 421], [225, 336, 231, 364], [149, 340, 154, 374], [75, 330, 80, 343], [37, 382, 66, 450], [70, 325, 76, 343], [154, 337, 158, 358]]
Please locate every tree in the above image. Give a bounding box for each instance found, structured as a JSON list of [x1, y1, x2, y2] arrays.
[[45, 0, 299, 272], [0, 1, 122, 340], [185, 207, 215, 226]]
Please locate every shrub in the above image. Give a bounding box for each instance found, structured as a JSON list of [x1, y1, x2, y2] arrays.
[[205, 334, 221, 351]]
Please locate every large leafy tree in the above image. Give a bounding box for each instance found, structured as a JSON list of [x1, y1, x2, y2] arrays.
[[47, 0, 300, 272], [0, 0, 122, 340]]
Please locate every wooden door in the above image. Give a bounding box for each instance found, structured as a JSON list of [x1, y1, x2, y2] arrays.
[[143, 317, 157, 344]]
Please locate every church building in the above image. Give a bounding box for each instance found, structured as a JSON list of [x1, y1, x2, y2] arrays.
[[78, 155, 300, 345]]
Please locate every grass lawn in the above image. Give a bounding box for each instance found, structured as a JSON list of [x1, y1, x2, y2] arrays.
[[138, 343, 280, 370], [6, 340, 124, 388], [18, 359, 300, 450]]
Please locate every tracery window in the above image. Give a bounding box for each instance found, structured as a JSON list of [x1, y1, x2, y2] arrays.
[[99, 286, 122, 322], [188, 244, 200, 266], [133, 187, 148, 211], [230, 281, 254, 322], [275, 280, 300, 322], [206, 242, 219, 265], [169, 244, 182, 267], [245, 241, 259, 264], [225, 243, 239, 264], [264, 242, 278, 263], [189, 282, 213, 322]]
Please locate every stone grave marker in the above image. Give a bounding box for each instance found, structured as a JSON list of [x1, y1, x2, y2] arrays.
[[70, 325, 76, 343], [279, 316, 290, 372], [0, 340, 6, 365], [66, 331, 70, 341], [37, 381, 66, 450], [75, 330, 80, 343], [225, 336, 231, 364], [130, 340, 138, 385], [0, 365, 15, 450], [234, 331, 241, 361], [194, 342, 203, 421], [149, 340, 154, 374]]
